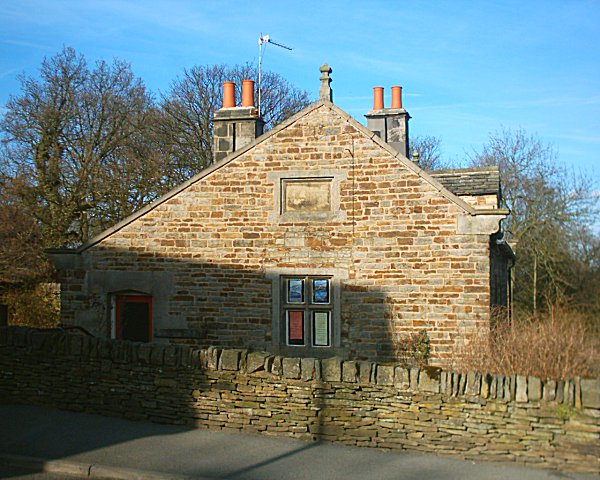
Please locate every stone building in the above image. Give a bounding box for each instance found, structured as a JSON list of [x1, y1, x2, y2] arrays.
[[49, 66, 513, 366]]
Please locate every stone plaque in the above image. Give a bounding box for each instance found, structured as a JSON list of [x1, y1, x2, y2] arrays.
[[283, 179, 331, 213]]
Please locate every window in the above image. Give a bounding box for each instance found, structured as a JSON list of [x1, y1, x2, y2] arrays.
[[115, 295, 152, 342], [282, 276, 332, 348], [267, 267, 345, 356]]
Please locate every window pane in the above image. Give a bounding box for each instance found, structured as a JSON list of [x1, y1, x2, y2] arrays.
[[313, 311, 330, 346], [287, 279, 304, 303], [287, 310, 305, 346], [312, 279, 330, 304]]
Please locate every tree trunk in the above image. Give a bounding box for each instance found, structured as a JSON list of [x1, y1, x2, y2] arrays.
[[533, 252, 537, 314]]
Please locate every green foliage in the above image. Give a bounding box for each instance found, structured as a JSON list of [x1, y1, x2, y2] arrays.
[[555, 405, 576, 421]]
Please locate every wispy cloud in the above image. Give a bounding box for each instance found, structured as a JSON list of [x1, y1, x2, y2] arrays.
[[492, 96, 600, 109], [335, 95, 372, 101], [555, 133, 600, 144], [2, 39, 53, 51], [340, 53, 411, 76], [410, 95, 600, 114], [96, 0, 218, 34], [0, 68, 19, 80]]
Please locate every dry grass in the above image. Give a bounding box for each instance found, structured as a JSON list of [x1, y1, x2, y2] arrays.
[[454, 307, 600, 379]]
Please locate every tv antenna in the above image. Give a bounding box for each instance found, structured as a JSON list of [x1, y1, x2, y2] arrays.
[[258, 33, 292, 115]]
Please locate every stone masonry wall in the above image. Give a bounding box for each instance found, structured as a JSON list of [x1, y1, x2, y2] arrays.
[[1, 328, 598, 474], [56, 103, 498, 366]]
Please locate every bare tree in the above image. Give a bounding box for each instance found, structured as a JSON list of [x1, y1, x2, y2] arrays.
[[1, 47, 163, 247], [409, 135, 451, 170], [158, 63, 312, 183], [469, 128, 599, 313], [1, 51, 312, 249], [563, 226, 600, 317]]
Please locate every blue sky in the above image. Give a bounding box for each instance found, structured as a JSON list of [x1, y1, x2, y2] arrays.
[[1, 0, 599, 183]]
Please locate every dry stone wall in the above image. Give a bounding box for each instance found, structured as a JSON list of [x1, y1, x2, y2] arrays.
[[1, 327, 598, 474]]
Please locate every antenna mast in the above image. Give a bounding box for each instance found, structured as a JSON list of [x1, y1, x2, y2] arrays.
[[258, 33, 292, 115]]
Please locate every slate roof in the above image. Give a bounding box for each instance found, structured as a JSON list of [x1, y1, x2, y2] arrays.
[[429, 166, 500, 196]]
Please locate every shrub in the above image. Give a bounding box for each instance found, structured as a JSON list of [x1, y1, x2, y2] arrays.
[[454, 306, 600, 379], [395, 330, 430, 368]]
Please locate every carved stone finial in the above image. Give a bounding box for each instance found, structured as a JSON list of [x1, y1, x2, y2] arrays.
[[319, 64, 333, 102], [412, 150, 420, 164]]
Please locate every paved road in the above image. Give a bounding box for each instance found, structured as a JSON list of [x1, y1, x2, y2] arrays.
[[0, 404, 595, 480]]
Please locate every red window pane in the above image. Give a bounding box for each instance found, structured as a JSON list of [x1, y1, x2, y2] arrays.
[[287, 310, 304, 346]]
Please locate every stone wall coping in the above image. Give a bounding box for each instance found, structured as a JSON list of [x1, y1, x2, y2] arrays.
[[1, 327, 598, 410]]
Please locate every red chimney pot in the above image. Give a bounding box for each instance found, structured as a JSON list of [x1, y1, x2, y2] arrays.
[[241, 80, 255, 107], [373, 86, 384, 110], [391, 86, 402, 109], [222, 81, 235, 108]]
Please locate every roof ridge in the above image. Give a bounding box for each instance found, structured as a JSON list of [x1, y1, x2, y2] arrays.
[[430, 166, 499, 175]]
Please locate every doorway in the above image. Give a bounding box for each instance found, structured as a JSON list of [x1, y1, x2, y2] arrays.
[[115, 295, 152, 342]]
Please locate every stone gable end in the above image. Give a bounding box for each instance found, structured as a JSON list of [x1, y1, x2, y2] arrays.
[[57, 103, 493, 366]]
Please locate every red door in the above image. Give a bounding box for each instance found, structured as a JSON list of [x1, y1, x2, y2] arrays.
[[115, 295, 152, 342]]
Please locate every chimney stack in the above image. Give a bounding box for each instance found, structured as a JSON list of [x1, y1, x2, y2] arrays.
[[212, 80, 265, 163], [365, 84, 410, 158]]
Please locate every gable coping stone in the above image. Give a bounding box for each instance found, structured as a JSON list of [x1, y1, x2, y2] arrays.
[[48, 100, 507, 255]]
